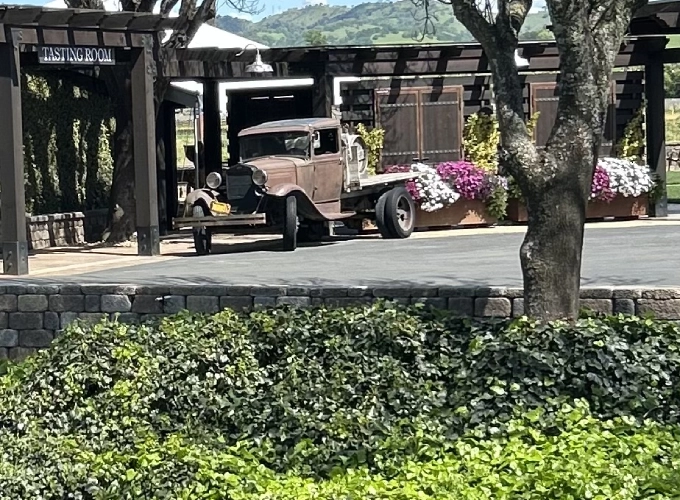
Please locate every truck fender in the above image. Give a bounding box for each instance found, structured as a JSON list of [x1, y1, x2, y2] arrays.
[[265, 184, 327, 221], [184, 189, 216, 216]]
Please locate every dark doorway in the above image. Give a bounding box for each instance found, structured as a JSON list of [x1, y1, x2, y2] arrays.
[[227, 87, 313, 164]]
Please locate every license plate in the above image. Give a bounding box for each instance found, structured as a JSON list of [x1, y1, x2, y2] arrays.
[[210, 201, 231, 215]]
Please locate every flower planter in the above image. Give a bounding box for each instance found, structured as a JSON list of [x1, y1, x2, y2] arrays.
[[587, 193, 649, 219], [415, 199, 497, 229], [506, 194, 649, 223], [506, 198, 528, 223]]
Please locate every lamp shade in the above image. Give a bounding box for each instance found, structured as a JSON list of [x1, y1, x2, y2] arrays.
[[245, 52, 274, 74]]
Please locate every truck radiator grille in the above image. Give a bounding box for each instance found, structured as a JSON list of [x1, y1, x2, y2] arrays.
[[226, 168, 259, 214]]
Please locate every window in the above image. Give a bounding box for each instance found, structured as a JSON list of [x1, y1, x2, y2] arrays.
[[240, 132, 310, 161], [314, 128, 339, 156]]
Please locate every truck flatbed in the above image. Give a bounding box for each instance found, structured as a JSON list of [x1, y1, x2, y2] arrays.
[[359, 172, 418, 189]]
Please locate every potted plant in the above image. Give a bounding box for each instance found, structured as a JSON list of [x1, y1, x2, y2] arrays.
[[386, 161, 507, 228], [507, 157, 655, 222]]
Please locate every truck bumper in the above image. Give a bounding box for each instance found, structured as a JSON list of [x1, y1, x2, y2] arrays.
[[172, 213, 267, 229]]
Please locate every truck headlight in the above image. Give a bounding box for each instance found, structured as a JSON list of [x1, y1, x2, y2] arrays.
[[252, 169, 268, 186], [206, 172, 222, 190]]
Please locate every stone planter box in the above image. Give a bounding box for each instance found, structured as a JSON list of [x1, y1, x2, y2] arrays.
[[506, 194, 649, 223], [0, 209, 108, 250], [415, 199, 497, 229]]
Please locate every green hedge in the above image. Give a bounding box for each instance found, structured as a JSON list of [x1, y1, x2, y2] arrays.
[[2, 303, 680, 498], [21, 71, 115, 215]]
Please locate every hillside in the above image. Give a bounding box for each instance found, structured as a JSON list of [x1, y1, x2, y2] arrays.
[[215, 1, 552, 47]]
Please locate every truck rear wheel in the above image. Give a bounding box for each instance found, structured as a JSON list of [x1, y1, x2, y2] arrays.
[[282, 195, 298, 251], [375, 191, 391, 238], [380, 187, 415, 239], [192, 204, 212, 255]]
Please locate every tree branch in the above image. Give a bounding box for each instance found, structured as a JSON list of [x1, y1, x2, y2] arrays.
[[160, 0, 181, 14], [449, 0, 496, 47]]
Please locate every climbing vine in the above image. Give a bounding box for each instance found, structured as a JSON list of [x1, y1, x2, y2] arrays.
[[356, 123, 385, 175], [616, 103, 645, 161], [21, 71, 115, 215], [462, 112, 500, 172]]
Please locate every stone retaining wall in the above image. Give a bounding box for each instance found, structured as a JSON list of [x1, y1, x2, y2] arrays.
[[668, 144, 680, 171], [1, 284, 679, 361], [0, 209, 108, 250]]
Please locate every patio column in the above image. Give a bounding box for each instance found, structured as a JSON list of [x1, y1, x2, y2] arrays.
[[312, 64, 332, 118], [131, 36, 161, 256], [646, 49, 667, 217], [203, 79, 222, 175], [0, 32, 29, 275]]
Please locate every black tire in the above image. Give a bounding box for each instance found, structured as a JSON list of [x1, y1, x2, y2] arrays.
[[192, 204, 212, 255], [282, 195, 298, 251], [374, 190, 391, 238], [383, 187, 416, 239]]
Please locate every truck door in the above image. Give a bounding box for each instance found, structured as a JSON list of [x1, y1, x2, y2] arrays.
[[311, 128, 343, 203]]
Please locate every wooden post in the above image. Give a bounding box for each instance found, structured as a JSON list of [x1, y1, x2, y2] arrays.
[[646, 50, 667, 217], [203, 80, 222, 174], [0, 33, 29, 275], [131, 37, 161, 256], [312, 65, 333, 118], [164, 103, 178, 230]]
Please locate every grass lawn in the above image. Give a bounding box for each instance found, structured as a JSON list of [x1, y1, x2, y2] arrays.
[[668, 171, 680, 203]]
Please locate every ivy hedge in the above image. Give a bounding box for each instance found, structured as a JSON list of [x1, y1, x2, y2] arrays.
[[21, 71, 115, 215], [1, 303, 680, 498]]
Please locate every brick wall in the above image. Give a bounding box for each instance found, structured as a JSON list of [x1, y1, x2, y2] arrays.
[[1, 284, 679, 361]]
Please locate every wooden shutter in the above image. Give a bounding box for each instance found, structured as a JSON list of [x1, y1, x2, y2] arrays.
[[530, 83, 559, 149], [419, 87, 463, 163], [530, 81, 617, 156], [375, 89, 420, 167]]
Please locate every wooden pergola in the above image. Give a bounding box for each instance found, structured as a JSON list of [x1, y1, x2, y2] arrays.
[[168, 35, 666, 204], [0, 5, 179, 275]]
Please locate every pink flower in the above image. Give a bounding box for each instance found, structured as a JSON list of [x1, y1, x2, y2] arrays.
[[384, 164, 421, 201], [436, 161, 490, 200], [591, 166, 616, 202]]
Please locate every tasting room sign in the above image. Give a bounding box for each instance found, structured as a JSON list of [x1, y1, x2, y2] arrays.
[[38, 46, 116, 65]]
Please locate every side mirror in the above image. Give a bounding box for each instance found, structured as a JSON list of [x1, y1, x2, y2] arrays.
[[313, 131, 321, 150]]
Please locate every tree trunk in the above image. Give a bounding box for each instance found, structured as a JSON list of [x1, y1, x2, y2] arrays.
[[489, 42, 602, 320], [520, 169, 589, 319], [105, 104, 137, 242]]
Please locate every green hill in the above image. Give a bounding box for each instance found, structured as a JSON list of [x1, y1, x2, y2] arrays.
[[215, 1, 552, 47]]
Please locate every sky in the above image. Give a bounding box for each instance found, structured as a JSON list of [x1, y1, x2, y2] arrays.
[[5, 0, 548, 21]]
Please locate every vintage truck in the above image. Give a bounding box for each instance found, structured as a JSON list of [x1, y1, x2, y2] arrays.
[[173, 117, 418, 254]]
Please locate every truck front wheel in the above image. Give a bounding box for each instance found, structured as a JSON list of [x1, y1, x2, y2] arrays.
[[378, 187, 415, 239], [282, 195, 298, 251], [192, 204, 212, 255]]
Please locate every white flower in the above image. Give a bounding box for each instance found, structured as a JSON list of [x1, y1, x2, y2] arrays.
[[598, 157, 654, 197], [409, 163, 461, 212]]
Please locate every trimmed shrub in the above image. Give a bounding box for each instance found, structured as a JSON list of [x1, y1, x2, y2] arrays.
[[2, 303, 680, 498]]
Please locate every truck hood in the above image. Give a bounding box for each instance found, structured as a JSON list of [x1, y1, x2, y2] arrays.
[[244, 156, 310, 170]]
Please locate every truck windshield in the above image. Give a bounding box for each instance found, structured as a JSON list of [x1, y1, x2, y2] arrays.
[[240, 132, 310, 161]]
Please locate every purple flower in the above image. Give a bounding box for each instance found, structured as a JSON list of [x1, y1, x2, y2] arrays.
[[591, 165, 615, 202], [384, 164, 421, 201], [436, 161, 491, 200]]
